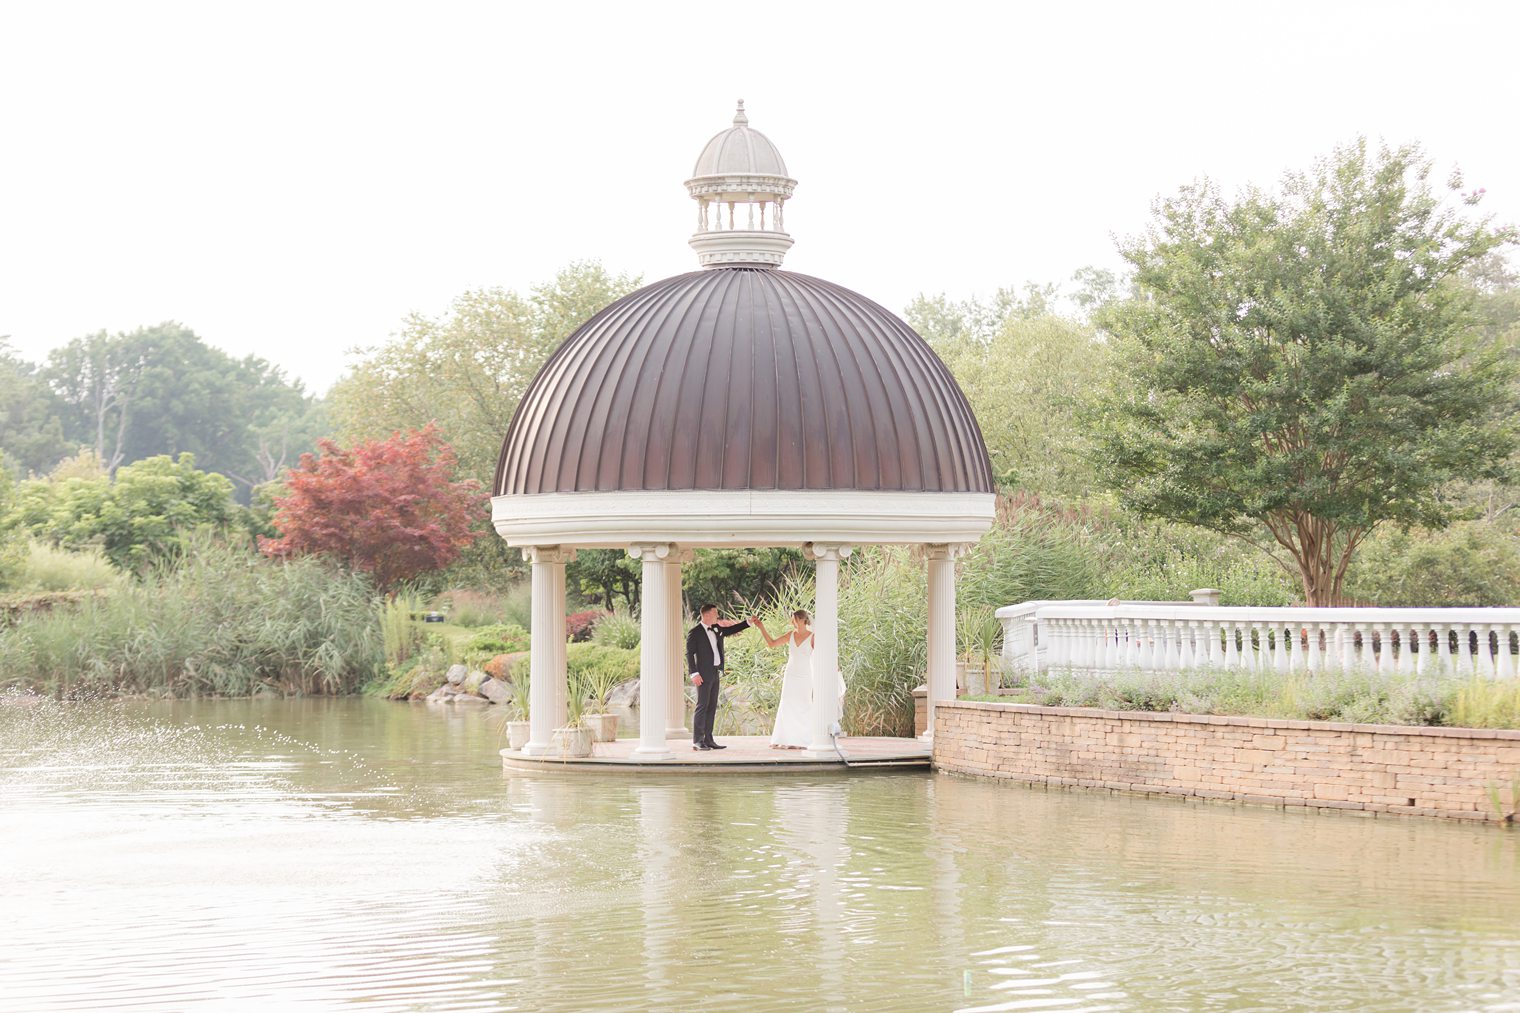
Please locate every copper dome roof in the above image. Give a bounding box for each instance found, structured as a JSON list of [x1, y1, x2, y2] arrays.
[[495, 267, 994, 496]]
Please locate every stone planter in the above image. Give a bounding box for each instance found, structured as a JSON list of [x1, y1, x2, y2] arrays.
[[584, 713, 619, 742], [506, 720, 531, 750], [553, 725, 593, 758]]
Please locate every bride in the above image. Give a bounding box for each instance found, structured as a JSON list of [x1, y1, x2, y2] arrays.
[[755, 610, 844, 750]]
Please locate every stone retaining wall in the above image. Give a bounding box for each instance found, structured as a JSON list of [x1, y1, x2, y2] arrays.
[[933, 700, 1520, 822]]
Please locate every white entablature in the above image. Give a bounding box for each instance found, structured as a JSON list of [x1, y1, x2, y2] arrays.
[[686, 100, 798, 268]]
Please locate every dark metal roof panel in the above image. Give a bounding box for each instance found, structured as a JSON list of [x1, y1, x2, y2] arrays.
[[495, 268, 995, 496]]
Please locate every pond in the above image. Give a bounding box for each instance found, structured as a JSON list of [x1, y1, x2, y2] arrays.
[[2, 697, 1517, 1011]]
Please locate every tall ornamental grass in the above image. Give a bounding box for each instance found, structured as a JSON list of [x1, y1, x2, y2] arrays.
[[8, 540, 123, 593], [0, 540, 384, 697]]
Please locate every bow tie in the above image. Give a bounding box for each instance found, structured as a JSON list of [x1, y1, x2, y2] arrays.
[[708, 625, 720, 632]]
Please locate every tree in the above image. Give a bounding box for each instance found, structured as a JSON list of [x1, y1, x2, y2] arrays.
[[0, 453, 25, 587], [1091, 139, 1517, 605], [0, 339, 72, 478], [929, 312, 1104, 495], [261, 425, 486, 592], [330, 261, 642, 488], [43, 329, 145, 474], [43, 323, 322, 494]]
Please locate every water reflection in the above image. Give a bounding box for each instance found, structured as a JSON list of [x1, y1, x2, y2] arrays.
[[2, 697, 1518, 1011]]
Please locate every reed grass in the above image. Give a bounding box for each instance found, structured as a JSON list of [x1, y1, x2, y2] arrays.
[[590, 608, 640, 650], [0, 538, 384, 697], [9, 540, 123, 593]]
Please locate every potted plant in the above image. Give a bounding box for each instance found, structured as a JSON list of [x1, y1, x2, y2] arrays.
[[579, 654, 623, 743], [505, 667, 531, 750], [973, 611, 1002, 696], [553, 674, 594, 758], [955, 609, 983, 695]]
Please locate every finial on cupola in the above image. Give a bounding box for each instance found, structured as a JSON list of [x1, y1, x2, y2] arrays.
[[733, 99, 748, 126]]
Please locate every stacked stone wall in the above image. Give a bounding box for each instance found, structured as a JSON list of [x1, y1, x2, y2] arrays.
[[934, 701, 1520, 822]]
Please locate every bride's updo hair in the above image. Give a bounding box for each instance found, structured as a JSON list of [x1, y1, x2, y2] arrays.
[[792, 609, 811, 625]]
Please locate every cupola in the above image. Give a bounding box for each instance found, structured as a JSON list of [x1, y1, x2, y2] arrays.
[[685, 100, 797, 268]]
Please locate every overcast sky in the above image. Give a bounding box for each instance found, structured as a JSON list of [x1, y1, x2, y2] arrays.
[[2, 0, 1516, 395]]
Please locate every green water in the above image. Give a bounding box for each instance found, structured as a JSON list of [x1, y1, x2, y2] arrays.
[[1, 697, 1517, 1011]]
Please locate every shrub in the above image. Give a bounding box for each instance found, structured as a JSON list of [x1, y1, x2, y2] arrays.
[[513, 643, 638, 711], [590, 608, 641, 650], [463, 623, 530, 656], [565, 609, 607, 642], [1345, 522, 1520, 607], [1010, 668, 1518, 729]]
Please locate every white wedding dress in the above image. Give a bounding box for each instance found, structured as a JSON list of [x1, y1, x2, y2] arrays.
[[769, 634, 846, 748]]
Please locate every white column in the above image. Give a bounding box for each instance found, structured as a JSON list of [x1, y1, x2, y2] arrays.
[[807, 542, 852, 756], [521, 546, 573, 757], [665, 551, 690, 738], [629, 543, 673, 759], [923, 543, 965, 743]]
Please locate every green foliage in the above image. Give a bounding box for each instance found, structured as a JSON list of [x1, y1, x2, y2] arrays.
[[512, 643, 639, 714], [0, 456, 23, 587], [569, 548, 641, 611], [569, 642, 638, 709], [463, 623, 530, 656], [381, 592, 425, 669], [1345, 521, 1520, 606], [0, 339, 71, 477], [590, 608, 641, 650], [1010, 668, 1519, 729], [679, 547, 805, 615], [10, 452, 239, 572], [6, 540, 121, 593], [1091, 139, 1518, 605], [41, 323, 322, 496], [926, 310, 1104, 495], [1452, 677, 1520, 730], [0, 538, 383, 696], [331, 261, 641, 490]]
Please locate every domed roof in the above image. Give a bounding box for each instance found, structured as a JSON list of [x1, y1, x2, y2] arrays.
[[496, 268, 994, 496], [691, 101, 789, 178]]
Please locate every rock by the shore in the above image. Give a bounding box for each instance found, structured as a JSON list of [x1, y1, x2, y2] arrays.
[[479, 677, 510, 705], [607, 677, 640, 710], [445, 664, 468, 686], [426, 683, 460, 703]]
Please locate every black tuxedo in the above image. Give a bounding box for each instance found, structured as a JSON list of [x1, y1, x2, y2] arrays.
[[686, 619, 750, 746]]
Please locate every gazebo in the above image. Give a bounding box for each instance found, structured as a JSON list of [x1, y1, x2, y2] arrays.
[[492, 102, 995, 761]]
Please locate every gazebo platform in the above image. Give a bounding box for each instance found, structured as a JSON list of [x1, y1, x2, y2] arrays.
[[500, 735, 930, 773]]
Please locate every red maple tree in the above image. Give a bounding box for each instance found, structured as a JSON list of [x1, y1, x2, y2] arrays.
[[260, 424, 486, 592]]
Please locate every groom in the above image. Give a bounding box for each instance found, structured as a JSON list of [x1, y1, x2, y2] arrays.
[[686, 605, 755, 751]]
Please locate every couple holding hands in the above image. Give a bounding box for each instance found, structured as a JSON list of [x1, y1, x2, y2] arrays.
[[685, 605, 846, 751]]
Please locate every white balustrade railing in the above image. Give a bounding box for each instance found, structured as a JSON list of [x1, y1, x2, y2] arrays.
[[998, 602, 1520, 678], [997, 591, 1219, 673]]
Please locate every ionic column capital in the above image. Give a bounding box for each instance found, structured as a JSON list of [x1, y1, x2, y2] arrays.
[[520, 545, 576, 565], [805, 542, 854, 562], [627, 542, 674, 563], [924, 542, 972, 561]]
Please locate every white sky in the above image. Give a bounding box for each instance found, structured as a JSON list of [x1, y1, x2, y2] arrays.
[[2, 0, 1517, 395]]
